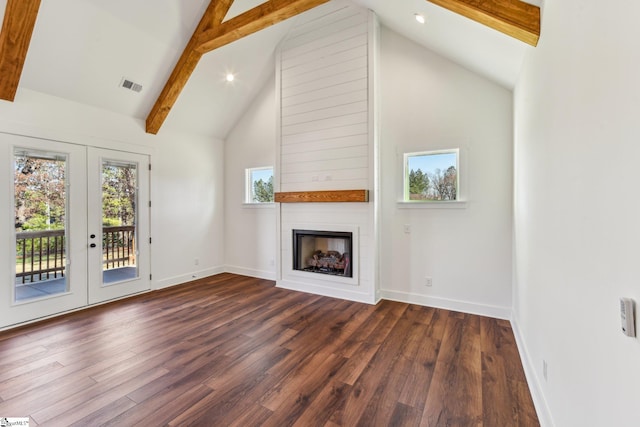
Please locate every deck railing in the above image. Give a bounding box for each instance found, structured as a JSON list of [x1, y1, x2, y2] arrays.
[[102, 226, 136, 270], [15, 229, 65, 284], [15, 226, 136, 284]]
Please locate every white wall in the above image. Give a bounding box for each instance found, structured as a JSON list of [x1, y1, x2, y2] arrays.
[[224, 77, 277, 280], [513, 1, 640, 426], [0, 89, 225, 293], [378, 28, 514, 319], [152, 130, 225, 288]]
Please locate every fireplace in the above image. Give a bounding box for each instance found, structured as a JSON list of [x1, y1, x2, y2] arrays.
[[292, 229, 353, 278]]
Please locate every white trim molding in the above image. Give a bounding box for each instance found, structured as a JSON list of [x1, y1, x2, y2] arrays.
[[225, 265, 276, 281], [510, 316, 555, 427], [154, 266, 225, 290], [380, 289, 511, 320]]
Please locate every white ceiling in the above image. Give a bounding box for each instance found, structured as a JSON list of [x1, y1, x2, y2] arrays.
[[1, 0, 539, 139]]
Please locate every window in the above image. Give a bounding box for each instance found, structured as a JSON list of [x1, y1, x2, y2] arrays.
[[245, 167, 274, 203], [404, 149, 459, 201]]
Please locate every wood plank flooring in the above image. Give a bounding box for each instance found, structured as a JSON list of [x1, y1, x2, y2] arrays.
[[0, 273, 539, 426]]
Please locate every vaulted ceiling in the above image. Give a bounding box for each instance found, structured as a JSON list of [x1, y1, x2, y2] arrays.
[[0, 0, 540, 139]]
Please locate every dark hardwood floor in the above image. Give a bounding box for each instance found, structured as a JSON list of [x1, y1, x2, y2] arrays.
[[0, 273, 539, 426]]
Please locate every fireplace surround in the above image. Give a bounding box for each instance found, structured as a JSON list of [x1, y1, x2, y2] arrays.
[[275, 3, 375, 304], [292, 229, 353, 278]]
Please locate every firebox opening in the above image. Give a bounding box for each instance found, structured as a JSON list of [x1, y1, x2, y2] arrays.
[[293, 229, 353, 278]]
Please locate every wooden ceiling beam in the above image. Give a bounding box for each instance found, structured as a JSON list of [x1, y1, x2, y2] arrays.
[[147, 0, 330, 135], [146, 0, 235, 135], [427, 0, 540, 46], [208, 0, 237, 29], [0, 0, 41, 102], [196, 0, 331, 54]]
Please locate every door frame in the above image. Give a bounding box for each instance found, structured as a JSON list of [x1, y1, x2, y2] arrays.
[[0, 135, 88, 327], [0, 132, 153, 329], [87, 147, 151, 304]]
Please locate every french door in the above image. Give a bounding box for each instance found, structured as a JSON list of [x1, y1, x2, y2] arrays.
[[0, 135, 150, 328], [87, 148, 150, 304]]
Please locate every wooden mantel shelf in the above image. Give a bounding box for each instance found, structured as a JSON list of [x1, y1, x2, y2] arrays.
[[275, 190, 369, 203]]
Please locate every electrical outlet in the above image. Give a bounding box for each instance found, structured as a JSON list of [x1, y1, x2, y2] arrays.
[[543, 360, 548, 382], [194, 258, 199, 266], [404, 224, 411, 234], [425, 277, 432, 287], [269, 258, 275, 266]]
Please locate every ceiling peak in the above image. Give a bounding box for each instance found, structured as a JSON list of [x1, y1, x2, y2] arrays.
[[146, 0, 331, 135]]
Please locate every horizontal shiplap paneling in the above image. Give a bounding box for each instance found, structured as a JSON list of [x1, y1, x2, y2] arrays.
[[279, 1, 369, 194], [276, 3, 375, 302], [282, 111, 368, 137], [282, 134, 367, 155], [281, 33, 368, 72], [281, 78, 367, 109], [282, 47, 367, 82], [282, 100, 367, 127], [282, 66, 367, 100], [282, 89, 368, 117], [281, 5, 365, 50], [281, 155, 369, 174], [282, 144, 368, 162], [281, 20, 367, 64], [281, 123, 368, 146], [282, 56, 368, 92], [281, 168, 368, 185]]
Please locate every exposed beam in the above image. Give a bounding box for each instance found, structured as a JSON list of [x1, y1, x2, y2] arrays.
[[146, 0, 330, 135], [146, 0, 235, 135], [427, 0, 540, 46], [196, 0, 331, 54], [0, 0, 41, 101]]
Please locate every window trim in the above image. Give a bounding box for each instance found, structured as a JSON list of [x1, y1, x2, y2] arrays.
[[245, 166, 274, 204], [403, 148, 460, 203]]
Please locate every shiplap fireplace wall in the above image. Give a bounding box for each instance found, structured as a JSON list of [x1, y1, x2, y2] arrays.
[[275, 1, 379, 304]]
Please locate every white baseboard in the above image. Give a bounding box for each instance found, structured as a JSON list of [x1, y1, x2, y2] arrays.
[[277, 279, 376, 304], [379, 289, 511, 320], [224, 265, 276, 281], [510, 316, 555, 427], [154, 266, 225, 290]]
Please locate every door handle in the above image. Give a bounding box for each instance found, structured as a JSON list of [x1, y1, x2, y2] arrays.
[[90, 243, 97, 248]]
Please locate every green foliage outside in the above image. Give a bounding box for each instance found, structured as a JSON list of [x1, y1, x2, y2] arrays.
[[101, 165, 137, 226], [408, 166, 457, 201], [15, 156, 67, 271], [409, 169, 429, 198], [14, 158, 137, 231], [15, 156, 66, 231], [14, 157, 137, 264], [253, 175, 274, 203]]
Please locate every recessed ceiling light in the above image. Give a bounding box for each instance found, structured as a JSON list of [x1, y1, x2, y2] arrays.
[[415, 13, 426, 24], [226, 73, 235, 83]]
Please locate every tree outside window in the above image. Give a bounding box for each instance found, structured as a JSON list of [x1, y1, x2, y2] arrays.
[[404, 149, 458, 201], [246, 167, 274, 203]]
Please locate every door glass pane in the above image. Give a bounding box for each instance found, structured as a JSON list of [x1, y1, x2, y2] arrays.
[[101, 160, 138, 285], [14, 150, 68, 302]]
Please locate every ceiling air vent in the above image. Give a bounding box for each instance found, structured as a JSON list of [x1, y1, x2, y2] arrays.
[[120, 78, 143, 93]]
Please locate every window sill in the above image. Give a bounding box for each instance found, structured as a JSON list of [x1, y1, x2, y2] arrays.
[[243, 202, 276, 209], [397, 200, 467, 209]]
